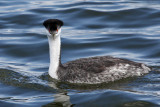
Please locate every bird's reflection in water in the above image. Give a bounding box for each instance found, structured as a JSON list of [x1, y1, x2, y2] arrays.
[[43, 92, 73, 107], [41, 73, 147, 107], [42, 78, 73, 107]]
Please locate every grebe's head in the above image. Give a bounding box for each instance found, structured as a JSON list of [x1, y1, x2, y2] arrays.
[[43, 19, 63, 37]]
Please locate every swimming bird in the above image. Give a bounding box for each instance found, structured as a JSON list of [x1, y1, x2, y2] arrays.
[[43, 19, 151, 84]]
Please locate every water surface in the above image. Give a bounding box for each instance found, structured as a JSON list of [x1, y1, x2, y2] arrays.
[[0, 0, 160, 106]]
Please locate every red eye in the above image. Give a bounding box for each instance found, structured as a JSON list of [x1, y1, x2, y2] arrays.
[[57, 29, 58, 32]]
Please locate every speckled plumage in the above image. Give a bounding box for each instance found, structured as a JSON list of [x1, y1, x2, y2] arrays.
[[57, 56, 150, 84]]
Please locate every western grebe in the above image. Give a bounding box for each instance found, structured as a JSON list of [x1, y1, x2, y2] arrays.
[[43, 19, 151, 84]]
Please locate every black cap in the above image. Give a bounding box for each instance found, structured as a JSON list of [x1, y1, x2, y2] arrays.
[[43, 19, 63, 31]]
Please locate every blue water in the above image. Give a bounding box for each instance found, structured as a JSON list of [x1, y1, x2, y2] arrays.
[[0, 0, 160, 106]]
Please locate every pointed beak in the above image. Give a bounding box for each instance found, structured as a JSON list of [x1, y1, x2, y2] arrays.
[[48, 29, 59, 35]]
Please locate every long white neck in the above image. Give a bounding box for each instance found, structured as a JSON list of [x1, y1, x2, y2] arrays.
[[47, 30, 61, 79]]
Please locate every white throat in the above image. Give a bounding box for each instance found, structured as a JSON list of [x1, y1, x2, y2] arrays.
[[47, 29, 61, 79]]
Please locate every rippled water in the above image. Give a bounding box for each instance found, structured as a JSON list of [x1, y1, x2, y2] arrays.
[[1, 0, 160, 106]]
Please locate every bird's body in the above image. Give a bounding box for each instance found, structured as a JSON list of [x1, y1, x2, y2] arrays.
[[58, 56, 150, 84], [43, 19, 151, 84]]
